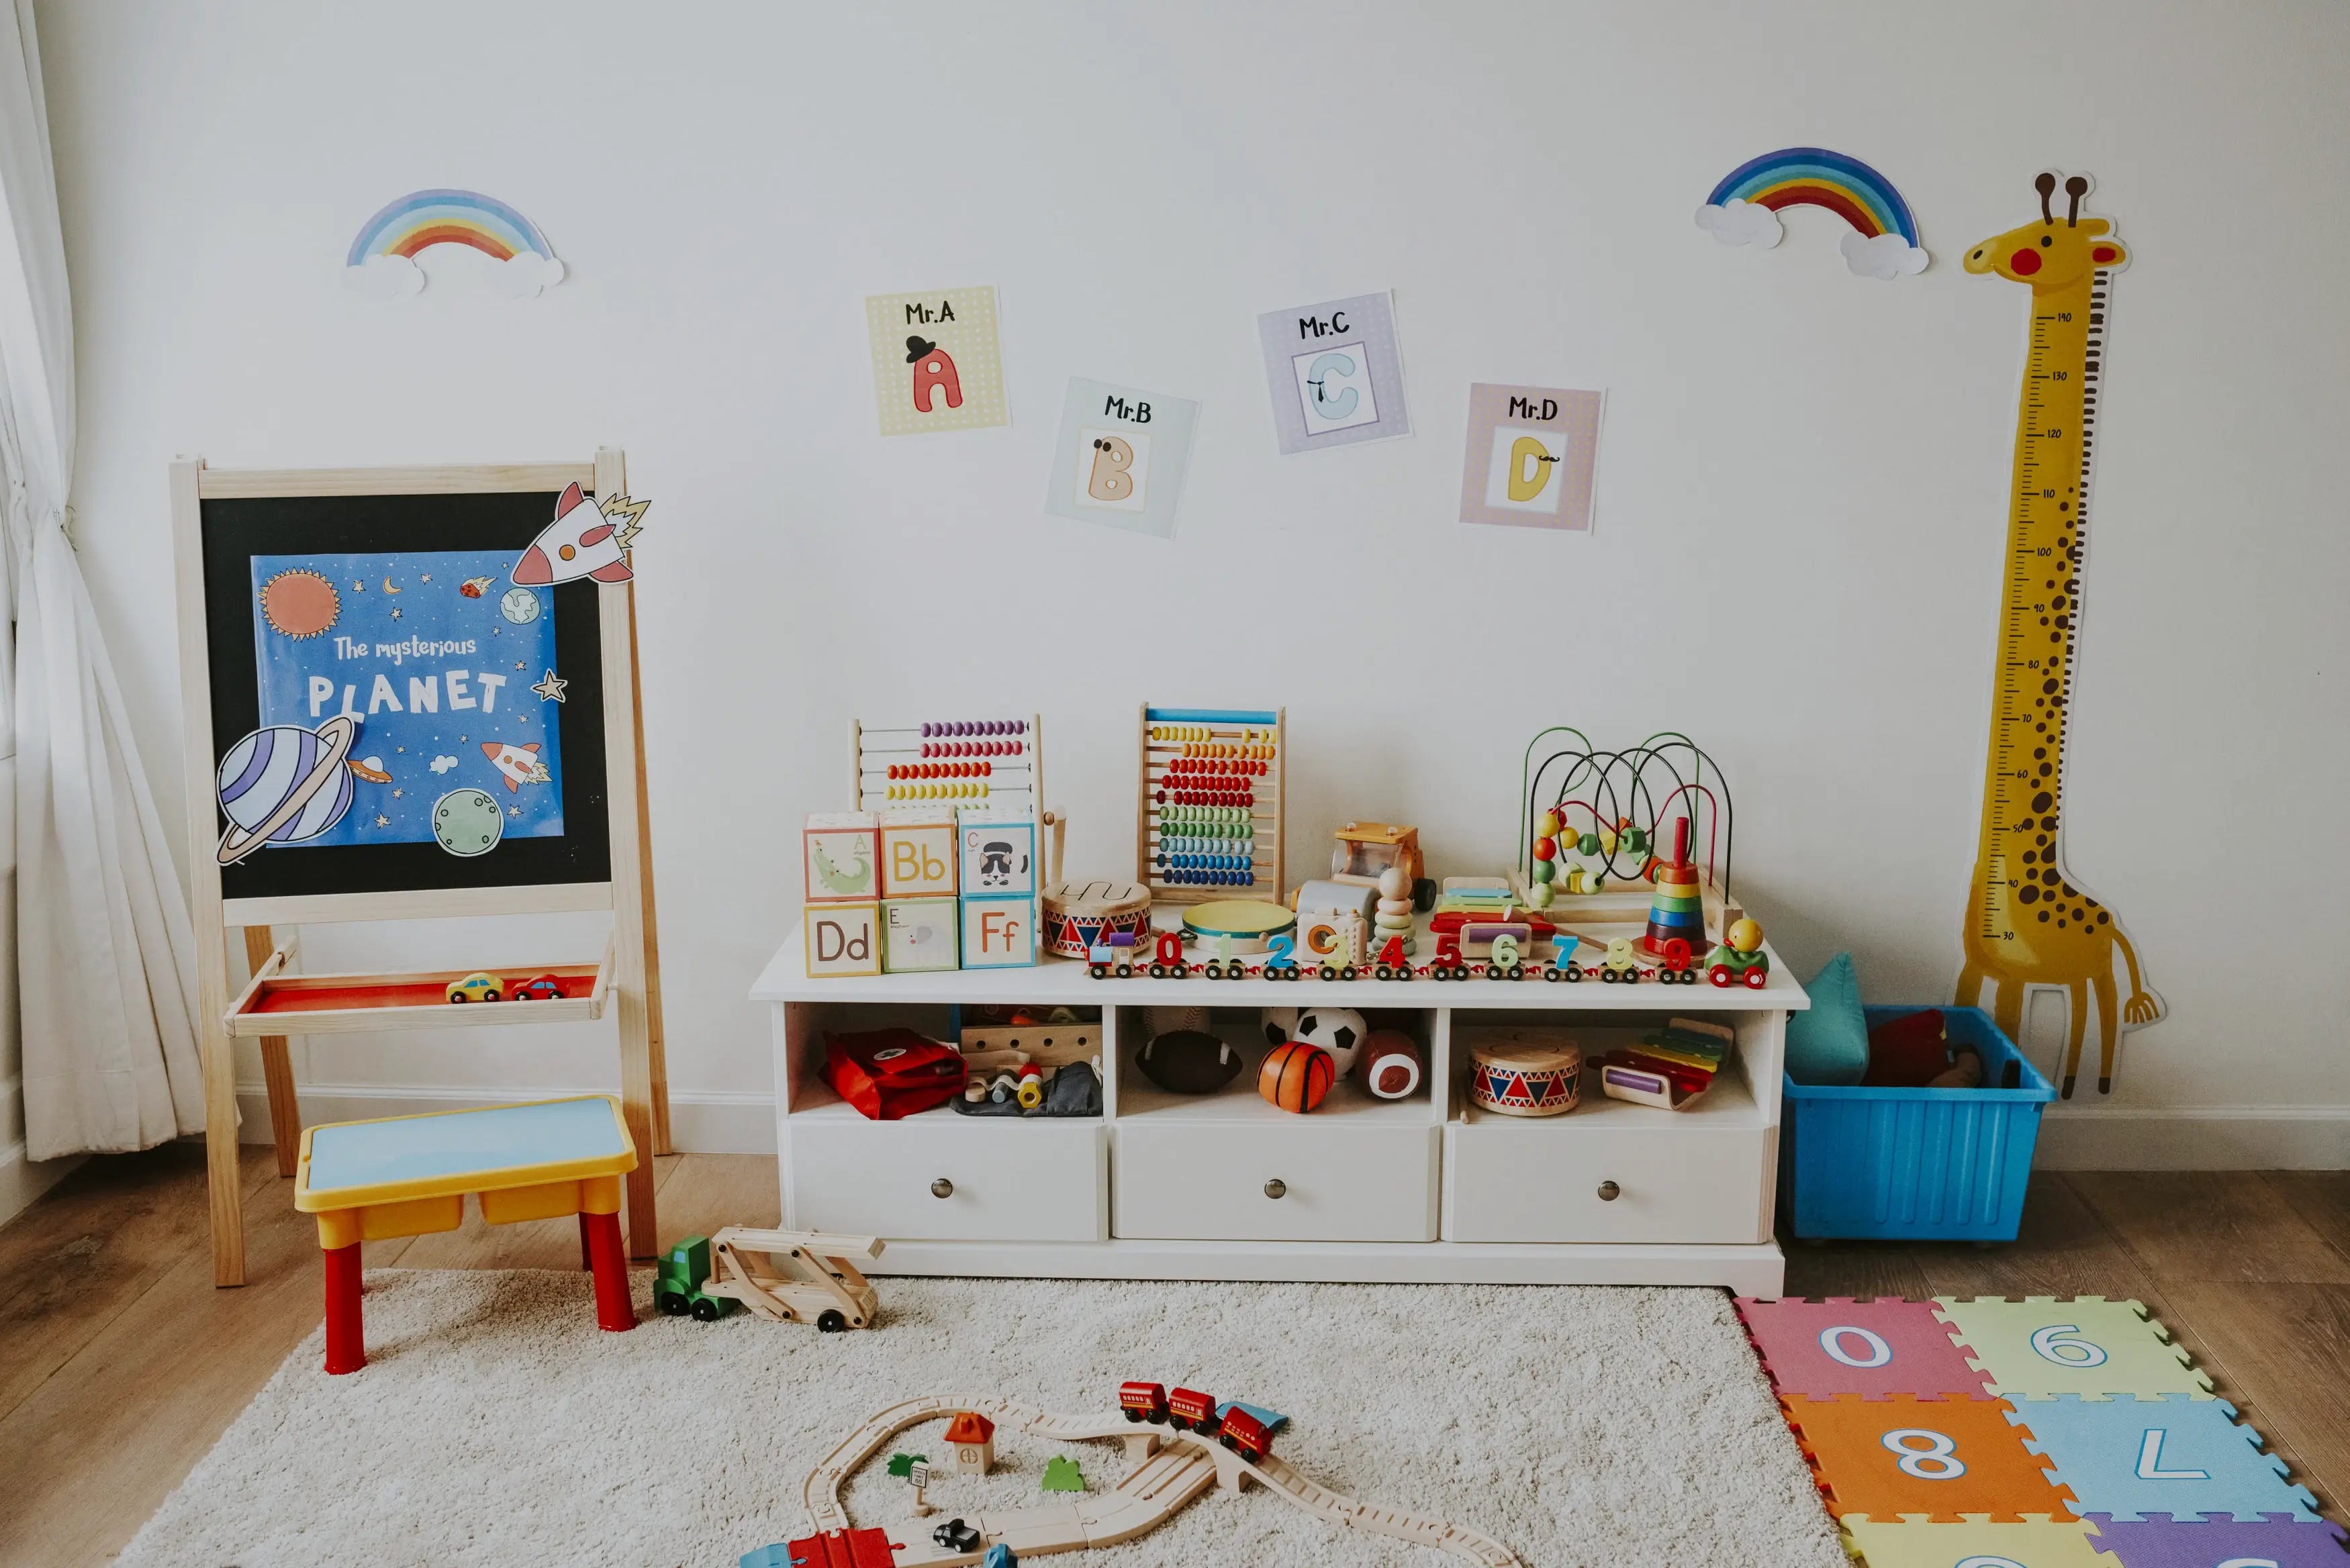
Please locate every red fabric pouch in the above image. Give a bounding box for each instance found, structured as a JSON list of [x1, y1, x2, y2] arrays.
[[825, 1028, 965, 1120], [1863, 1009, 1950, 1087]]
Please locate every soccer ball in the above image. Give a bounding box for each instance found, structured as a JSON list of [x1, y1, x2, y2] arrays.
[[1260, 1007, 1299, 1050], [1290, 1006, 1365, 1078]]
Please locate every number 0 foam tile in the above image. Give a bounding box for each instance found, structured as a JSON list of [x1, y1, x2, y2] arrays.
[[2006, 1394, 2321, 1522], [1933, 1297, 2213, 1401], [1736, 1297, 1998, 1400], [1840, 1514, 2120, 1568], [2082, 1512, 2350, 1567], [1783, 1393, 2077, 1523]]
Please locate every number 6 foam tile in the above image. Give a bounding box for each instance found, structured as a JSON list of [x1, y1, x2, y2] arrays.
[[2082, 1512, 2350, 1567], [1736, 1297, 1998, 1400], [1839, 1514, 2121, 1568], [1934, 1297, 2212, 1401], [2005, 1395, 2321, 1522], [1781, 1393, 2076, 1523]]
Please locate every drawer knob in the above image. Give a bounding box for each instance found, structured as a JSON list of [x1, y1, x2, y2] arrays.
[[1263, 1179, 1287, 1199], [930, 1178, 954, 1199], [1597, 1180, 1621, 1202]]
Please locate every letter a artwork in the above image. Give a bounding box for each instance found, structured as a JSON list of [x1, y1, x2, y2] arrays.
[[864, 285, 1008, 435]]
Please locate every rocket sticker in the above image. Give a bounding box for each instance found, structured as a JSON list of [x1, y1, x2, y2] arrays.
[[481, 739, 551, 793], [511, 482, 649, 587]]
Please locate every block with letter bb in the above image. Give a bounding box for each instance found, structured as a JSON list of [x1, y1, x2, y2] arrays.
[[806, 903, 882, 978], [882, 897, 959, 973], [961, 894, 1037, 969], [879, 808, 958, 898], [804, 813, 881, 904]]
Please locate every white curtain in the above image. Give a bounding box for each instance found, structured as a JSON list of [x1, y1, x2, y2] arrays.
[[0, 0, 203, 1159]]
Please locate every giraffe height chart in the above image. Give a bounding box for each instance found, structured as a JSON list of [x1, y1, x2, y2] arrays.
[[1955, 173, 2163, 1096]]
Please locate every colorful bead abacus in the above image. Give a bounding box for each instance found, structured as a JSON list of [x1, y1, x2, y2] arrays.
[[853, 716, 1041, 812], [1137, 706, 1285, 905]]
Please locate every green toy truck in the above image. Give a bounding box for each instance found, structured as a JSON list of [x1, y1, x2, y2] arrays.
[[654, 1235, 739, 1321], [654, 1227, 884, 1331]]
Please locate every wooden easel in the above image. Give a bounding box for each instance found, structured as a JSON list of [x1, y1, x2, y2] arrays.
[[171, 451, 670, 1287]]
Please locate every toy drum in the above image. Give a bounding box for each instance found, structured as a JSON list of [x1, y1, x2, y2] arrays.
[[1466, 1030, 1582, 1117], [1178, 898, 1295, 956], [1041, 879, 1152, 959]]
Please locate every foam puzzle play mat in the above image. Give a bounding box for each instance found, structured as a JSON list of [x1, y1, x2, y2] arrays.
[[1738, 1295, 2346, 1567]]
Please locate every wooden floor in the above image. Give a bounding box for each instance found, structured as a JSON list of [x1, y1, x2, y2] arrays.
[[0, 1159, 2341, 1567]]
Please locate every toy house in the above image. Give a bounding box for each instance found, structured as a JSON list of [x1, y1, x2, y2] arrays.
[[943, 1410, 995, 1475]]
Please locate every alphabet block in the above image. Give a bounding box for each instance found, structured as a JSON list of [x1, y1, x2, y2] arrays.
[[804, 812, 881, 904], [961, 894, 1038, 969], [878, 809, 958, 898], [806, 902, 882, 978], [957, 812, 1037, 897], [882, 897, 960, 973]]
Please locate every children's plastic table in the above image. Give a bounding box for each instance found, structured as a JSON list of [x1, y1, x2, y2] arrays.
[[292, 1095, 639, 1373]]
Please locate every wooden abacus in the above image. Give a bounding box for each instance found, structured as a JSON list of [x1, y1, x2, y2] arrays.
[[1135, 705, 1284, 906], [852, 714, 1043, 816]]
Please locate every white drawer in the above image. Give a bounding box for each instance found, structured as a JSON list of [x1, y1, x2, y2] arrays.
[[1113, 1123, 1439, 1242], [789, 1116, 1107, 1242], [1442, 1116, 1767, 1244]]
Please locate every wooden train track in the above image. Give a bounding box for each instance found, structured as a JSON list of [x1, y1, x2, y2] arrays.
[[801, 1395, 1521, 1567]]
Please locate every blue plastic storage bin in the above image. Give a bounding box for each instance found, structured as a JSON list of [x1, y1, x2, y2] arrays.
[[1781, 1006, 2054, 1241]]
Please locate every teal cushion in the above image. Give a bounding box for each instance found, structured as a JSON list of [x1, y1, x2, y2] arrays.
[[1785, 952, 1867, 1085]]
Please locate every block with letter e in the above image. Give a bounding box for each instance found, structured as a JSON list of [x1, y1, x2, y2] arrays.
[[806, 903, 882, 978], [960, 894, 1037, 969]]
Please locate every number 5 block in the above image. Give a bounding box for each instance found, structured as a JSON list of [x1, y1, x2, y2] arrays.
[[1933, 1297, 2212, 1401]]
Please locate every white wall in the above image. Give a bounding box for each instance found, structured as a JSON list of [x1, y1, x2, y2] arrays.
[[32, 0, 2350, 1165]]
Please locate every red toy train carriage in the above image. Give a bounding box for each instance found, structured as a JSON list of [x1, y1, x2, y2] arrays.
[[1120, 1380, 1169, 1423], [1167, 1386, 1221, 1434], [1218, 1404, 1273, 1465]]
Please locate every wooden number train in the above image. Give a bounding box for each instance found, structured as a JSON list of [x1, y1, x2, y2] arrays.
[[1118, 1380, 1276, 1465], [1085, 924, 1769, 988]]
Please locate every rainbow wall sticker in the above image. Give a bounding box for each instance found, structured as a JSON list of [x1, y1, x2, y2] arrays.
[[343, 189, 565, 300], [1695, 148, 1928, 280]]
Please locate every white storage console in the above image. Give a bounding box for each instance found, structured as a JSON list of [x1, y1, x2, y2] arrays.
[[753, 927, 1806, 1293]]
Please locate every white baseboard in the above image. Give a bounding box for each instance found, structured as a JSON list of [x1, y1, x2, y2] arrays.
[[0, 1140, 85, 1226], [2034, 1105, 2350, 1170], [233, 1083, 778, 1155]]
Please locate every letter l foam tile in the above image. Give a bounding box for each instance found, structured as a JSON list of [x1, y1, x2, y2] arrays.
[[1736, 1297, 1998, 1400], [2006, 1395, 2320, 1522], [1933, 1297, 2212, 1401]]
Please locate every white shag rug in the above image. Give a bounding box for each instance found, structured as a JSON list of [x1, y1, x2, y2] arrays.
[[120, 1269, 1842, 1568]]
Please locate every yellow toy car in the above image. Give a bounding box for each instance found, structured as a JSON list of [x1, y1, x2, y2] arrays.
[[446, 971, 503, 1003]]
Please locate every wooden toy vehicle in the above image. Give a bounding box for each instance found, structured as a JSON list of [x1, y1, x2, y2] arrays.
[[1086, 930, 1138, 978], [1167, 1385, 1223, 1434], [1705, 916, 1772, 989], [511, 973, 565, 1001], [444, 971, 502, 1003], [1217, 1404, 1275, 1465], [661, 1226, 883, 1331], [1120, 1380, 1170, 1423], [1328, 821, 1436, 912]]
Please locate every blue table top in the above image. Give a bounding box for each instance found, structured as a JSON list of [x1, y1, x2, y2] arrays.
[[303, 1097, 629, 1199]]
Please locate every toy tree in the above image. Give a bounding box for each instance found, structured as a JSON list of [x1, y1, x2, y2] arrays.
[[889, 1451, 933, 1515], [887, 1452, 925, 1479], [1040, 1455, 1086, 1493]]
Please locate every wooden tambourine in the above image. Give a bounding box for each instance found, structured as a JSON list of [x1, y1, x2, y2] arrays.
[[1041, 879, 1152, 959], [1178, 899, 1295, 956], [1467, 1032, 1582, 1117]]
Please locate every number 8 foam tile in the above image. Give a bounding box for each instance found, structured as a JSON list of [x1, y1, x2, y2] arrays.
[[1736, 1297, 1998, 1400], [1781, 1393, 2077, 1523], [1839, 1514, 2120, 1568], [2005, 1394, 2320, 1522], [1934, 1297, 2212, 1401], [2081, 1512, 2350, 1567]]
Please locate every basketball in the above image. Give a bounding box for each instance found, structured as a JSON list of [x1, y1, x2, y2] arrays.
[[1258, 1040, 1335, 1113]]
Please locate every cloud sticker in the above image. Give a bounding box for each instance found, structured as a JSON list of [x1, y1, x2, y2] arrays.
[[485, 251, 565, 299], [1840, 230, 1930, 281], [430, 754, 460, 775], [1694, 198, 1785, 249], [342, 253, 423, 300]]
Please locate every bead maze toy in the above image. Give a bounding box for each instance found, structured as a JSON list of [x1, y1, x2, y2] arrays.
[[654, 1226, 884, 1330], [1737, 1294, 2339, 1568], [775, 1389, 1523, 1567], [1513, 728, 1741, 940], [1136, 705, 1284, 905]]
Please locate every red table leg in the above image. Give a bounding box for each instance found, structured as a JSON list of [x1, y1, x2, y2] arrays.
[[578, 1211, 593, 1270], [323, 1242, 366, 1374], [582, 1210, 635, 1332]]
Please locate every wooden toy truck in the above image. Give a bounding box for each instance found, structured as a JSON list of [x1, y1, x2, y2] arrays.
[[1329, 821, 1437, 911], [656, 1226, 883, 1331]]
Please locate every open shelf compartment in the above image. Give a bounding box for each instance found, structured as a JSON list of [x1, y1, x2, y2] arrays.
[[225, 937, 614, 1037]]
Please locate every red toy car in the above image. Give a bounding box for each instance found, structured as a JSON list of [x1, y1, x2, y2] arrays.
[[1119, 1381, 1168, 1424], [1218, 1404, 1273, 1465], [511, 974, 565, 1001], [1167, 1387, 1221, 1434]]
